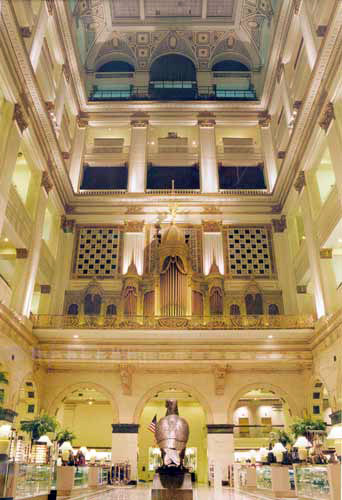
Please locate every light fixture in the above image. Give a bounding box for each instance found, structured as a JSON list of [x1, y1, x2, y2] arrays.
[[80, 446, 88, 454], [4, 238, 8, 242], [59, 441, 73, 451], [0, 424, 12, 439], [88, 400, 93, 405], [37, 435, 53, 447], [272, 442, 287, 462], [268, 335, 273, 339], [294, 436, 312, 461], [73, 335, 79, 339]]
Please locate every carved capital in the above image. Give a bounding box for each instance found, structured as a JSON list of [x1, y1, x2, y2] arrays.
[[316, 25, 327, 37], [272, 215, 287, 233], [202, 206, 222, 214], [46, 0, 54, 15], [276, 60, 284, 83], [62, 63, 71, 83], [258, 112, 271, 128], [76, 114, 88, 128], [41, 171, 53, 194], [14, 103, 28, 133], [130, 119, 148, 128], [297, 285, 307, 294], [20, 27, 32, 38], [320, 248, 333, 259], [62, 152, 70, 160], [294, 171, 306, 193], [40, 285, 51, 294], [319, 102, 335, 133], [294, 0, 303, 14], [119, 364, 133, 396], [125, 206, 144, 214], [293, 100, 302, 111], [124, 221, 145, 232], [271, 204, 282, 214], [198, 118, 216, 127], [61, 216, 75, 233], [202, 220, 222, 233], [278, 151, 286, 159], [16, 248, 28, 259], [213, 364, 228, 396]]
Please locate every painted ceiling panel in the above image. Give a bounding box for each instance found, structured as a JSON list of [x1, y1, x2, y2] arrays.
[[207, 0, 235, 17], [111, 0, 140, 18], [145, 0, 202, 17]]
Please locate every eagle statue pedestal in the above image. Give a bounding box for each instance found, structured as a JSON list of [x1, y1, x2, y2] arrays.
[[151, 400, 193, 499]]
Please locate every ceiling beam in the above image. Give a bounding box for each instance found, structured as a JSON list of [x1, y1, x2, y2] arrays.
[[202, 0, 208, 19], [139, 0, 145, 20]]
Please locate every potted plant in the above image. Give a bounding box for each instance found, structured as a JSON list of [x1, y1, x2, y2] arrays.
[[56, 429, 76, 446], [272, 429, 293, 447], [0, 371, 17, 423], [20, 413, 58, 441], [290, 417, 327, 440]]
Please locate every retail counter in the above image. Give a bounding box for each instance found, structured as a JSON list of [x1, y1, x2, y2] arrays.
[[293, 464, 341, 500]]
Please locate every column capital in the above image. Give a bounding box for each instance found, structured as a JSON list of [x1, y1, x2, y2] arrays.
[[272, 215, 287, 233], [319, 102, 335, 133], [41, 171, 53, 194], [14, 103, 28, 133], [294, 171, 306, 193], [202, 220, 222, 232], [16, 248, 28, 259], [258, 112, 271, 128], [46, 0, 54, 15], [76, 114, 88, 128], [62, 63, 71, 83], [119, 363, 134, 396], [294, 0, 303, 14], [130, 118, 148, 127], [20, 27, 32, 38], [198, 118, 216, 127], [276, 60, 285, 83], [213, 364, 228, 396], [124, 221, 145, 232], [61, 215, 75, 233], [40, 285, 51, 294], [320, 248, 333, 259]]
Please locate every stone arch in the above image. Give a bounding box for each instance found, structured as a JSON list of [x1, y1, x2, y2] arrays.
[[227, 381, 300, 423], [210, 51, 252, 71], [48, 381, 119, 423], [94, 51, 137, 72], [307, 375, 333, 421], [133, 381, 213, 424]]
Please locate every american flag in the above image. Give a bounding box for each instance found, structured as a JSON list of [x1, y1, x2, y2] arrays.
[[148, 415, 157, 434]]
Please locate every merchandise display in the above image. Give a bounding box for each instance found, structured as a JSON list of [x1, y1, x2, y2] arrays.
[[294, 466, 330, 499], [15, 464, 52, 499], [256, 465, 272, 490], [73, 466, 89, 488]]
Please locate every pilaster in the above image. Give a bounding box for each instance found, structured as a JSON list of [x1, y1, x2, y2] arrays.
[[128, 117, 149, 193], [198, 115, 219, 193]]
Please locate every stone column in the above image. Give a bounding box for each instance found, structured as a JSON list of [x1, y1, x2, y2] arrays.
[[30, 1, 49, 71], [272, 216, 298, 314], [319, 102, 342, 207], [128, 118, 148, 193], [15, 171, 53, 317], [38, 285, 51, 314], [0, 104, 27, 235], [49, 217, 75, 315], [319, 249, 338, 314], [69, 115, 87, 191], [198, 117, 219, 193], [294, 172, 326, 317], [276, 61, 293, 128], [259, 114, 278, 191], [111, 424, 139, 482], [54, 63, 70, 130], [9, 249, 29, 311], [207, 425, 234, 484], [295, 0, 318, 70]]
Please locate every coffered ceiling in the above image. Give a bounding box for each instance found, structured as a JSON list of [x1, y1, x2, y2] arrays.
[[69, 0, 279, 72]]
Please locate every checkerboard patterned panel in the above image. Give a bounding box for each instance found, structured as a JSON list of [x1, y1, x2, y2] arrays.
[[182, 228, 201, 273], [227, 227, 272, 276], [76, 228, 120, 276]]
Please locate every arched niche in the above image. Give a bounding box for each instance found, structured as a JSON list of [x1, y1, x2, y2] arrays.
[[97, 60, 135, 73], [309, 378, 332, 424], [150, 54, 197, 82], [212, 60, 250, 72]]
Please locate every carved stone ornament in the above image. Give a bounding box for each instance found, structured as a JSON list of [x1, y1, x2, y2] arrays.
[[276, 61, 284, 83], [20, 27, 32, 38], [40, 285, 51, 294], [61, 216, 75, 233], [213, 364, 227, 396], [202, 220, 222, 233], [198, 118, 216, 127], [62, 63, 71, 83], [130, 119, 148, 128], [124, 220, 145, 232], [119, 364, 133, 396], [62, 152, 70, 160], [294, 0, 303, 14], [46, 0, 54, 15], [320, 248, 333, 259], [76, 114, 88, 128], [14, 103, 28, 133], [202, 206, 222, 214], [319, 102, 335, 133], [293, 100, 302, 111], [316, 25, 327, 37], [258, 112, 271, 128], [296, 285, 307, 294], [16, 248, 28, 259], [272, 215, 287, 233], [278, 151, 286, 159], [41, 171, 53, 194], [294, 171, 306, 193]]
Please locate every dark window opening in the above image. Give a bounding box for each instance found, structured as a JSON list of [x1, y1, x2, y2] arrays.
[[212, 60, 250, 72], [219, 165, 266, 189], [81, 166, 128, 190], [97, 61, 135, 72], [27, 404, 35, 413], [106, 304, 117, 316], [268, 304, 279, 315], [312, 405, 320, 414], [68, 304, 79, 315], [147, 165, 200, 190], [313, 392, 321, 399]]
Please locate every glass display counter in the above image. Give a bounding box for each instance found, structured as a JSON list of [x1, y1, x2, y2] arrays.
[[256, 465, 272, 490], [15, 464, 52, 499], [73, 466, 89, 488], [294, 465, 330, 500]]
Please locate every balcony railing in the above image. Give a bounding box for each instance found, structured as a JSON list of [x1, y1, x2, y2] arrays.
[[89, 86, 258, 102], [31, 314, 315, 330]]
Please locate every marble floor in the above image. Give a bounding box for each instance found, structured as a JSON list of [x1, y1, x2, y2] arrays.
[[70, 485, 277, 500]]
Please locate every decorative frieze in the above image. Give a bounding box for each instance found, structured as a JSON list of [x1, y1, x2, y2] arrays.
[[40, 285, 51, 294], [294, 171, 306, 193], [130, 119, 148, 128], [13, 103, 28, 133], [319, 102, 335, 133], [272, 215, 287, 233], [61, 216, 75, 233], [258, 112, 271, 128], [296, 285, 307, 294], [119, 364, 133, 396], [41, 171, 53, 194], [16, 248, 28, 259], [202, 206, 222, 214], [125, 206, 144, 214], [320, 248, 333, 259], [202, 220, 222, 233], [124, 221, 145, 233], [76, 114, 88, 128], [213, 364, 227, 396]]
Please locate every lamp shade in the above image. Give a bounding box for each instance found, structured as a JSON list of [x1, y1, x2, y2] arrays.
[[294, 436, 312, 448], [327, 425, 342, 440], [272, 442, 287, 453], [80, 446, 88, 454], [0, 424, 12, 439], [59, 441, 73, 451], [37, 435, 53, 447], [89, 449, 97, 457]]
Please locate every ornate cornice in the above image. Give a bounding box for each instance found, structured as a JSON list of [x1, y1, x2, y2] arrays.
[[124, 221, 145, 232], [41, 171, 53, 194], [258, 112, 271, 128], [13, 103, 28, 132], [319, 102, 335, 132], [294, 171, 306, 193], [16, 248, 28, 259], [61, 216, 75, 233], [272, 215, 287, 233], [76, 114, 88, 128], [202, 220, 222, 233], [320, 248, 333, 259]]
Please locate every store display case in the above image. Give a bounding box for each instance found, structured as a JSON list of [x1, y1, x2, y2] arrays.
[[15, 464, 52, 499], [294, 464, 341, 500], [73, 466, 89, 488], [256, 465, 272, 490], [234, 464, 257, 489]]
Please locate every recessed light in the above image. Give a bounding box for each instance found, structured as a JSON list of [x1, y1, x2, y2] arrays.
[[338, 238, 342, 243], [88, 401, 93, 405], [73, 335, 79, 339], [4, 238, 8, 242], [268, 335, 273, 339]]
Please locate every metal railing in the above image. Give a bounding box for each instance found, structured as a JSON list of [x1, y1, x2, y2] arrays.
[[89, 86, 258, 102], [31, 314, 315, 330]]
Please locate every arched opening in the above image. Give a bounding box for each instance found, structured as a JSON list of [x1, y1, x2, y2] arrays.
[[230, 304, 240, 315], [149, 54, 197, 99], [106, 304, 117, 316], [310, 380, 332, 425], [54, 385, 115, 455], [67, 303, 78, 315], [268, 304, 279, 315], [97, 60, 135, 73], [137, 387, 208, 484], [212, 60, 250, 72]]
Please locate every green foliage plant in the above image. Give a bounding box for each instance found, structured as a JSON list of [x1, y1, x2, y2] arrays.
[[20, 414, 58, 441]]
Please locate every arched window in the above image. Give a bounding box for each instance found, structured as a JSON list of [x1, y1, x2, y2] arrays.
[[150, 54, 196, 82], [212, 60, 250, 72], [230, 304, 240, 315], [68, 304, 78, 315], [97, 60, 135, 73], [84, 294, 102, 315], [210, 287, 223, 315], [245, 293, 263, 315], [106, 304, 117, 316], [268, 304, 279, 315]]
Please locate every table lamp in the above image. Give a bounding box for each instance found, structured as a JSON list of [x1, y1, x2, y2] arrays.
[[327, 425, 342, 460], [272, 442, 287, 463], [294, 436, 312, 461]]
